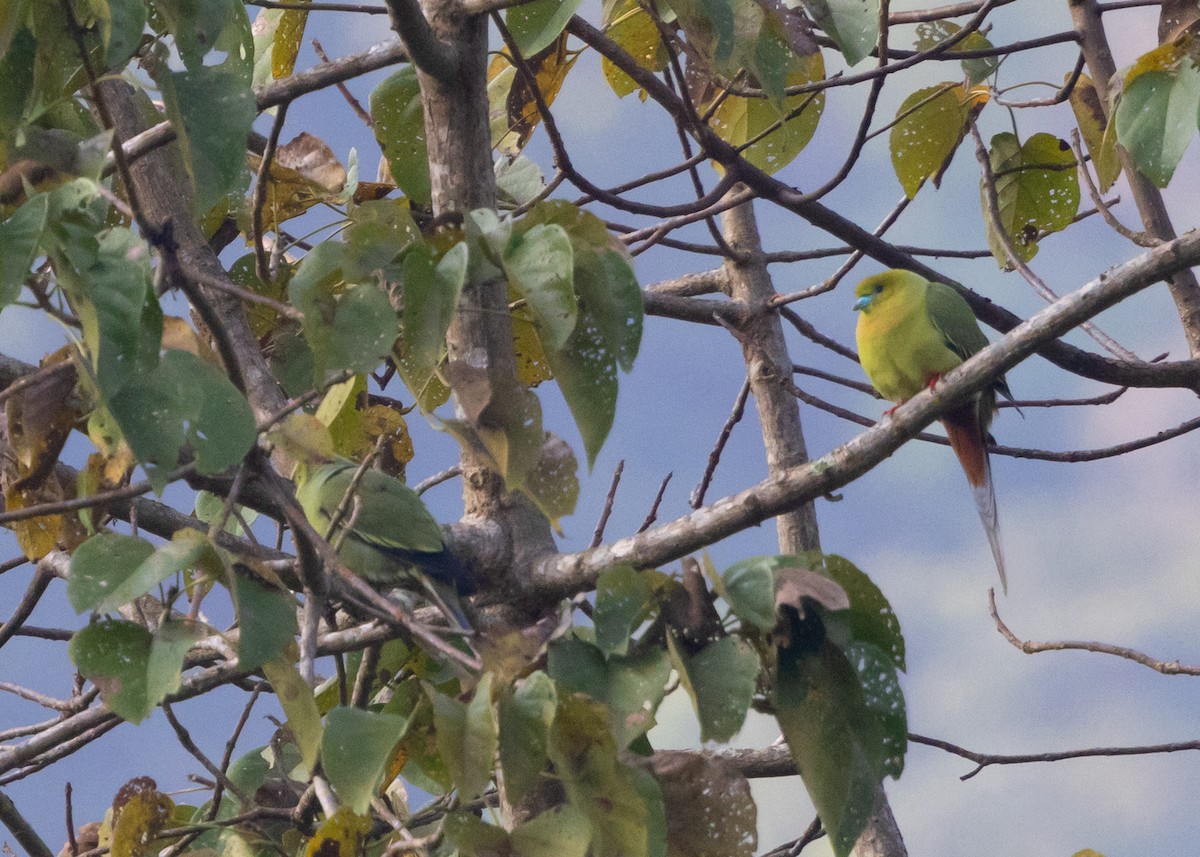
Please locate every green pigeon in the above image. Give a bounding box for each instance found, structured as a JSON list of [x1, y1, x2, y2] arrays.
[[294, 458, 475, 625], [853, 269, 1014, 592]]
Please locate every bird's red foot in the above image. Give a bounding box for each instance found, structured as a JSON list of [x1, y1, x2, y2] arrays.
[[883, 402, 903, 417], [925, 373, 944, 392]]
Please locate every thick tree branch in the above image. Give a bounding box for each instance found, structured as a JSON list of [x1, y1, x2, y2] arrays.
[[384, 0, 459, 81], [532, 229, 1200, 602]]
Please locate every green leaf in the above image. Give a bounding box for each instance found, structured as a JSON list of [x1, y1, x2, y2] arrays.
[[510, 804, 592, 857], [67, 533, 157, 614], [844, 640, 906, 778], [593, 565, 663, 655], [232, 574, 297, 672], [107, 349, 256, 490], [156, 0, 252, 71], [146, 619, 203, 705], [890, 83, 974, 199], [914, 20, 998, 84], [0, 194, 49, 311], [522, 432, 580, 532], [371, 66, 430, 204], [0, 25, 34, 136], [605, 647, 671, 748], [719, 556, 778, 631], [982, 131, 1080, 267], [1115, 44, 1200, 187], [774, 634, 886, 857], [503, 223, 577, 351], [496, 154, 547, 206], [61, 223, 161, 400], [801, 0, 880, 66], [430, 674, 497, 801], [506, 0, 585, 56], [668, 634, 758, 743], [261, 658, 323, 773], [160, 63, 256, 215], [547, 305, 616, 469], [711, 51, 826, 175], [106, 0, 147, 71], [1069, 73, 1121, 193], [498, 671, 557, 804], [443, 812, 512, 856], [401, 241, 468, 393], [548, 695, 650, 857], [70, 619, 155, 723], [96, 530, 211, 614], [574, 249, 642, 373], [821, 554, 904, 671], [193, 489, 258, 537], [321, 706, 406, 814], [549, 636, 671, 749], [289, 242, 398, 378]]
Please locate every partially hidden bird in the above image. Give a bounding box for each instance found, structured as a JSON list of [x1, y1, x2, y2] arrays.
[[294, 457, 475, 626], [853, 269, 1011, 592]]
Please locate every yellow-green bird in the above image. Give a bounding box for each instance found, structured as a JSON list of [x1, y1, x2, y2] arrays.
[[853, 269, 1011, 592], [294, 458, 475, 625]]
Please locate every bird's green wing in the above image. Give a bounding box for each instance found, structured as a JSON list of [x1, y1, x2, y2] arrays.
[[318, 464, 445, 554], [924, 281, 989, 362]]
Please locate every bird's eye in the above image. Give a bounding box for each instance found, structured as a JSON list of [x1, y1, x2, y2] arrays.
[[874, 284, 883, 294]]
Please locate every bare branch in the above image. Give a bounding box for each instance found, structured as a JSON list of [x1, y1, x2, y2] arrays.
[[989, 589, 1200, 675], [909, 732, 1200, 781]]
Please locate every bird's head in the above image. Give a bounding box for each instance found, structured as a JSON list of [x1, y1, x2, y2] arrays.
[[853, 269, 926, 313]]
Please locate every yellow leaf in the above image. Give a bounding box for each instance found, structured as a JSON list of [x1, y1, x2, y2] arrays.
[[602, 1, 668, 99], [360, 404, 414, 474], [513, 304, 553, 387], [488, 33, 579, 155], [304, 806, 372, 857], [110, 777, 174, 857], [3, 484, 62, 559], [272, 3, 310, 79], [266, 412, 335, 465], [1069, 73, 1121, 192], [161, 317, 220, 365], [711, 51, 826, 176], [262, 657, 323, 773], [4, 355, 77, 487]]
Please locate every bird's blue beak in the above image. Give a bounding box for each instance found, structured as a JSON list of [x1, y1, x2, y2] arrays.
[[853, 294, 873, 312]]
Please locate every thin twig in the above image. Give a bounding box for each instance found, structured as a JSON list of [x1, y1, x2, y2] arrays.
[[161, 703, 253, 805], [590, 460, 624, 549], [690, 378, 751, 509], [414, 465, 462, 496], [1069, 129, 1159, 248], [989, 588, 1200, 675], [637, 473, 673, 534], [253, 102, 291, 285], [312, 39, 375, 127], [910, 731, 1200, 781]]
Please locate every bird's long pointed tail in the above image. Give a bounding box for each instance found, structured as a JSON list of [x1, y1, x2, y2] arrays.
[[942, 412, 1008, 594]]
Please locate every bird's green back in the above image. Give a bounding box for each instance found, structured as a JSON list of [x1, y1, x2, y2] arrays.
[[296, 460, 445, 554]]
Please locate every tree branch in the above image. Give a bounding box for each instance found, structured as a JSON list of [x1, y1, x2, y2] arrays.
[[989, 589, 1200, 675], [532, 228, 1200, 602], [384, 0, 460, 81]]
